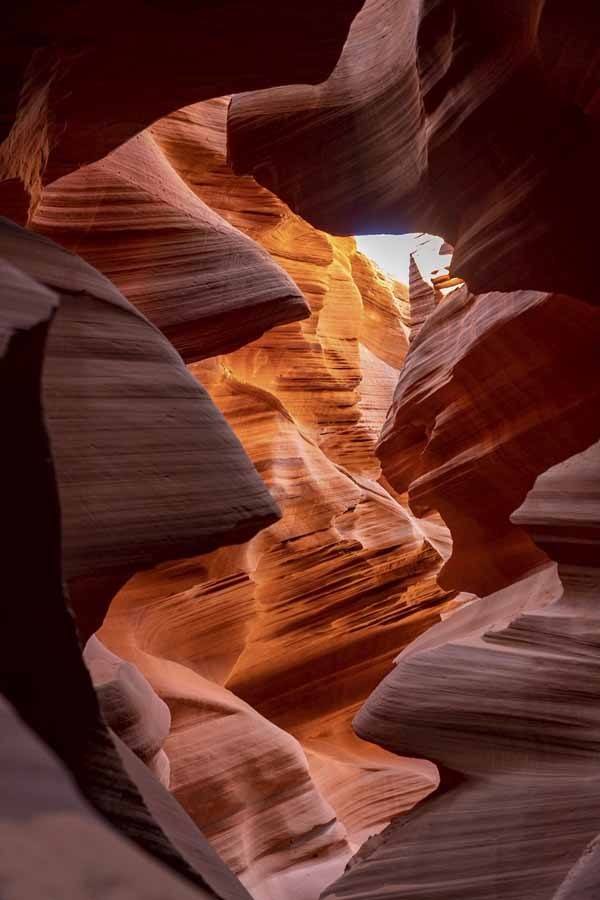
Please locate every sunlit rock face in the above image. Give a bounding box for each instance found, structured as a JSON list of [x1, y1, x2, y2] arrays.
[[1, 5, 598, 900], [229, 0, 600, 304], [33, 130, 310, 362], [92, 98, 459, 900], [0, 217, 281, 641]]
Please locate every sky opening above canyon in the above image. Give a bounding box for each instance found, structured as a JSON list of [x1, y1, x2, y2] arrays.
[[355, 233, 452, 285]]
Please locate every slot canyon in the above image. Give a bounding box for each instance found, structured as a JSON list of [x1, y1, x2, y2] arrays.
[[1, 3, 599, 900]]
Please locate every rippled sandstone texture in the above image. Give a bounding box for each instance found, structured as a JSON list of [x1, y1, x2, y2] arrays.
[[1, 4, 599, 900], [229, 0, 600, 304], [33, 130, 309, 362], [377, 285, 600, 598], [88, 99, 459, 900], [0, 217, 282, 641], [0, 229, 256, 899], [1, 1, 362, 220], [323, 441, 600, 900]]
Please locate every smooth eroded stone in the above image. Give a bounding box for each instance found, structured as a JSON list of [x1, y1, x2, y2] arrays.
[[0, 1, 363, 211], [229, 0, 600, 303], [377, 286, 600, 597], [324, 443, 600, 900], [0, 696, 222, 900], [0, 249, 251, 895], [0, 217, 280, 637], [34, 131, 309, 362], [95, 111, 459, 899]]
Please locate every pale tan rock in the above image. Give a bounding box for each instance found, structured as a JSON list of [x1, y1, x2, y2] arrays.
[[85, 637, 172, 786]]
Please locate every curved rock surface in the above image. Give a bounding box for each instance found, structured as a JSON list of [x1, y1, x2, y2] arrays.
[[1, 1, 362, 216], [96, 616, 356, 900], [85, 636, 172, 786], [33, 131, 309, 362], [86, 101, 459, 900], [0, 217, 279, 639], [0, 245, 253, 899], [229, 0, 600, 303], [377, 285, 600, 597], [3, 7, 597, 900], [0, 696, 226, 900], [322, 442, 600, 900]]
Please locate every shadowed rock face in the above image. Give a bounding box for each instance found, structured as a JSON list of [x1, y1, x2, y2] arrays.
[[377, 286, 600, 597], [1, 6, 598, 900], [0, 244, 254, 898], [321, 446, 600, 900], [229, 0, 600, 303], [0, 696, 235, 900], [0, 218, 281, 639], [1, 1, 363, 216]]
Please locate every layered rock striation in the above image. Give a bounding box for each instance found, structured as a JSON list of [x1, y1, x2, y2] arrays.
[[0, 228, 255, 899], [377, 285, 600, 598], [323, 441, 600, 900], [33, 130, 309, 362], [229, 0, 600, 303], [1, 1, 362, 218], [0, 217, 282, 639], [0, 5, 598, 900], [90, 101, 458, 898]]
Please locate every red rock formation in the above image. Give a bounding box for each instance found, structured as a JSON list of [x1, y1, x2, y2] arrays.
[[377, 285, 600, 597], [99, 266, 452, 896], [228, 0, 600, 303], [1, 7, 597, 897], [96, 619, 356, 900], [1, 1, 362, 217], [0, 217, 280, 639], [0, 696, 237, 900], [73, 100, 461, 899], [85, 636, 172, 786], [33, 131, 309, 362], [323, 441, 600, 900], [0, 231, 254, 898]]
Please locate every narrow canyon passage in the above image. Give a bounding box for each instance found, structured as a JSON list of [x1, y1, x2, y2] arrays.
[[1, 5, 599, 900], [83, 111, 465, 897]]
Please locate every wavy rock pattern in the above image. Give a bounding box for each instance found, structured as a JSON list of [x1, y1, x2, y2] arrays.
[[33, 131, 309, 362], [377, 285, 600, 597], [85, 636, 172, 786], [0, 696, 224, 900], [96, 619, 356, 900], [0, 235, 253, 899], [1, 7, 596, 896], [0, 217, 279, 639], [85, 99, 461, 900], [0, 2, 362, 215], [323, 441, 600, 900], [229, 0, 600, 303]]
